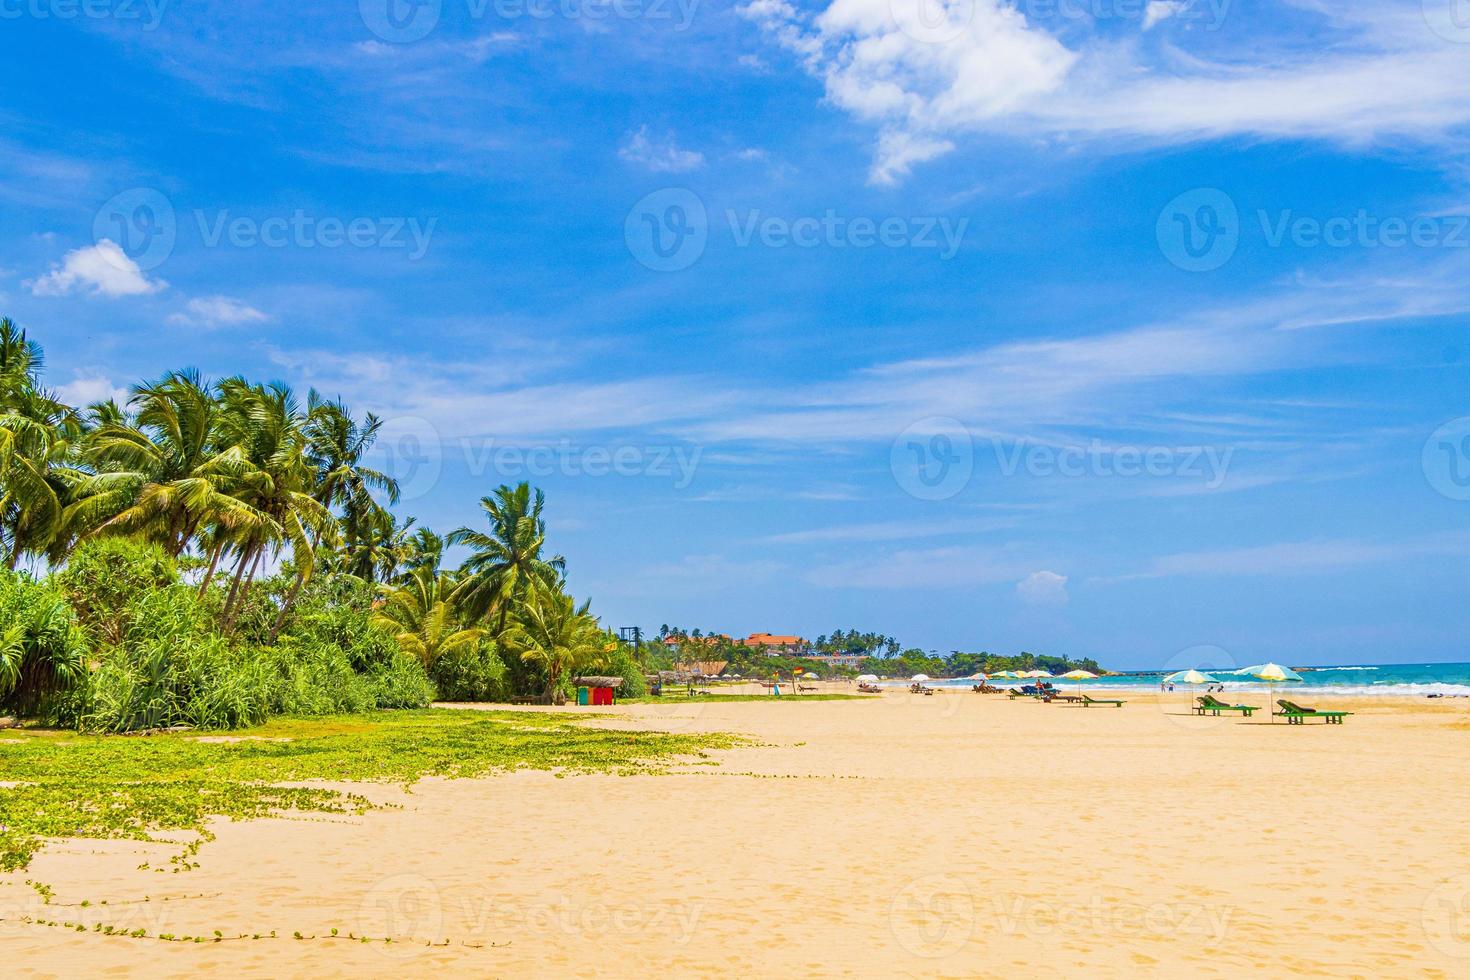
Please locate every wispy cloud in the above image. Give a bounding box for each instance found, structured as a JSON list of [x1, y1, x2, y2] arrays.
[[1095, 533, 1470, 583], [168, 295, 270, 328], [744, 1, 1470, 183], [618, 126, 705, 173]]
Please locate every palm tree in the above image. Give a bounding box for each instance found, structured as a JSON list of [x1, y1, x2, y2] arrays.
[[370, 566, 484, 667], [331, 503, 416, 583], [66, 370, 262, 558], [447, 482, 565, 636], [0, 320, 85, 568], [501, 585, 603, 700], [213, 379, 332, 628], [265, 395, 397, 637], [400, 526, 445, 579]]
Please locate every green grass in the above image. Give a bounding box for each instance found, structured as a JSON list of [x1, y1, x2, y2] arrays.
[[0, 709, 739, 872]]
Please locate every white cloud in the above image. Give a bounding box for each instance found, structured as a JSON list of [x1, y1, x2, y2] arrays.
[[28, 240, 165, 298], [1096, 533, 1470, 582], [765, 516, 1016, 544], [1017, 570, 1069, 605], [618, 126, 705, 173], [56, 373, 129, 407], [744, 1, 1470, 183], [1142, 1, 1185, 29], [167, 295, 270, 328]]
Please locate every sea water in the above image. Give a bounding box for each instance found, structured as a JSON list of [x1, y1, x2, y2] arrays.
[[924, 662, 1470, 696]]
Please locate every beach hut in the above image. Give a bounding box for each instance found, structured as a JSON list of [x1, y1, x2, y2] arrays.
[[573, 676, 623, 706]]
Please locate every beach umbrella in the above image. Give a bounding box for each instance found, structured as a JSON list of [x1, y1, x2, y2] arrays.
[[1235, 663, 1304, 723], [1163, 669, 1218, 685], [1059, 669, 1098, 680], [1021, 670, 1053, 678], [856, 674, 879, 683], [910, 674, 930, 682]]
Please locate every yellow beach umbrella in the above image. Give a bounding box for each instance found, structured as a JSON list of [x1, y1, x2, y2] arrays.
[[1059, 669, 1098, 680], [1235, 663, 1304, 723]]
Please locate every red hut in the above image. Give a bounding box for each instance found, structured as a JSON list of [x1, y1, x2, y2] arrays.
[[574, 676, 623, 706]]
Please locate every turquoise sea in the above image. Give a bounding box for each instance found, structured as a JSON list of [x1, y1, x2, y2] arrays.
[[920, 662, 1470, 696]]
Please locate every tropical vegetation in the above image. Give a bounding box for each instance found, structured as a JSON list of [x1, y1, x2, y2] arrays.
[[0, 318, 632, 730]]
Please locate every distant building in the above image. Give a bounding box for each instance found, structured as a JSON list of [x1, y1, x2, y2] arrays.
[[804, 653, 866, 668], [740, 632, 808, 653]]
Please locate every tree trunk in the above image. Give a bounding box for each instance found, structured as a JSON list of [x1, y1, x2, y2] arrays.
[[197, 538, 227, 598], [220, 543, 257, 624], [225, 547, 265, 631], [268, 527, 322, 643]]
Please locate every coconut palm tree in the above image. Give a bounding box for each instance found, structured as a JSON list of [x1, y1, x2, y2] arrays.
[[370, 566, 484, 666], [501, 585, 604, 701], [0, 320, 85, 568], [66, 370, 262, 558], [213, 379, 332, 628], [447, 482, 565, 635]]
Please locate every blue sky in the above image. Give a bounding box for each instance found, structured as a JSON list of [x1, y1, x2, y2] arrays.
[[3, 0, 1469, 668]]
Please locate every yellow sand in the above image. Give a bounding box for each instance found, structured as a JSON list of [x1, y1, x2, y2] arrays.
[[5, 690, 1470, 978]]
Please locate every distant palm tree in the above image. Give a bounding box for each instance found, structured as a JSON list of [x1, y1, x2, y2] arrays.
[[502, 586, 603, 700], [371, 566, 484, 667], [448, 482, 565, 636]]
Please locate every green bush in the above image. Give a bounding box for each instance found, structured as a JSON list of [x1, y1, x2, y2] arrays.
[[55, 538, 179, 646], [429, 640, 508, 701], [0, 572, 89, 720]]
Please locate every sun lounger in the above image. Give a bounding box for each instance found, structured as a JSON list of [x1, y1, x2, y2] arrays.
[[1042, 692, 1084, 703], [1081, 694, 1125, 707], [1194, 694, 1258, 717], [1275, 699, 1352, 724], [857, 683, 882, 693]]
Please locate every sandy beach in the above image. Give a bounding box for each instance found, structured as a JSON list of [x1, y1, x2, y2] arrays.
[[6, 689, 1470, 978]]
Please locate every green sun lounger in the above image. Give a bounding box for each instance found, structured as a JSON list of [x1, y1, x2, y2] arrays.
[[1081, 694, 1125, 707], [1194, 694, 1258, 717], [1275, 699, 1352, 725]]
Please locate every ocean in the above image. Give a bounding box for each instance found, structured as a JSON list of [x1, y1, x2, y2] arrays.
[[919, 662, 1470, 697]]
